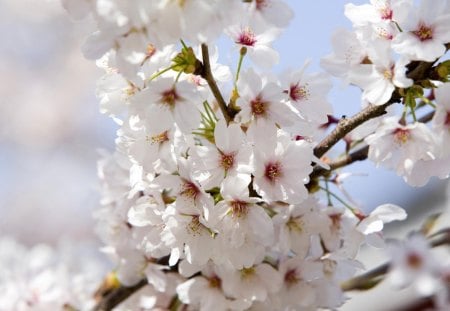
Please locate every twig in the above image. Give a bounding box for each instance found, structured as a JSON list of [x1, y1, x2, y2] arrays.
[[93, 278, 147, 311], [200, 44, 232, 124], [310, 110, 436, 179], [311, 145, 369, 179], [341, 229, 450, 292], [93, 256, 175, 311], [314, 102, 396, 159], [313, 59, 435, 160]]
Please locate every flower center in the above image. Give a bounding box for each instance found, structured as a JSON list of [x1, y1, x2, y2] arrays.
[[230, 200, 249, 218], [376, 27, 394, 40], [240, 267, 255, 279], [379, 7, 392, 20], [290, 83, 310, 102], [219, 152, 235, 171], [406, 252, 423, 269], [329, 213, 342, 230], [251, 96, 267, 117], [393, 128, 411, 145], [180, 181, 200, 200], [187, 215, 202, 235], [236, 28, 257, 47], [148, 131, 169, 144], [255, 0, 268, 10], [284, 269, 300, 287], [383, 68, 393, 80], [124, 83, 138, 98], [208, 275, 222, 289], [287, 217, 304, 232], [160, 88, 180, 108], [265, 161, 282, 183], [413, 23, 433, 41]]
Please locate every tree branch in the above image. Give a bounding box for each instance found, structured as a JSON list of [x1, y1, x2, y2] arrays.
[[200, 44, 232, 124], [314, 101, 396, 159], [93, 279, 147, 311], [341, 229, 450, 292], [313, 59, 435, 160], [93, 256, 175, 311], [310, 110, 436, 179]]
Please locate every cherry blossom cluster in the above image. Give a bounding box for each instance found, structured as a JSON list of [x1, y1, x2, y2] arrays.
[[62, 0, 293, 80], [55, 0, 450, 310], [322, 0, 450, 186], [0, 238, 104, 310], [386, 231, 450, 309], [97, 148, 407, 310]]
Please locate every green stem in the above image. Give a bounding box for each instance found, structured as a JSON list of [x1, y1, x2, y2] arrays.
[[175, 70, 183, 83], [410, 104, 417, 122], [149, 64, 178, 81], [180, 39, 188, 50], [319, 186, 357, 213], [234, 47, 247, 88], [420, 96, 436, 108]]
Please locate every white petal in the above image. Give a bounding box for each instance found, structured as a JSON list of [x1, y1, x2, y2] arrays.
[[358, 204, 407, 234]]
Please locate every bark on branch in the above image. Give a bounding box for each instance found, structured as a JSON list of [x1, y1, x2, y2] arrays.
[[200, 44, 232, 124], [93, 279, 147, 311], [313, 60, 435, 160], [341, 229, 450, 292], [310, 110, 435, 179]]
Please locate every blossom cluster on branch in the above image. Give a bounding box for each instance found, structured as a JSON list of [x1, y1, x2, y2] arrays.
[[3, 0, 450, 310]]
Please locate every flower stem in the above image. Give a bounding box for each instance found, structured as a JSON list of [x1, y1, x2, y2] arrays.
[[319, 185, 357, 214], [148, 64, 178, 81], [234, 47, 247, 88]]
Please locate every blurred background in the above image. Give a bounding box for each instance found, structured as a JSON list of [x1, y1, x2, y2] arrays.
[[0, 0, 116, 245], [0, 1, 448, 305]]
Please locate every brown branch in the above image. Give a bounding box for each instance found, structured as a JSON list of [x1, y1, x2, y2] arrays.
[[341, 229, 450, 292], [314, 101, 395, 159], [313, 59, 435, 160], [93, 256, 175, 311], [395, 297, 436, 311], [311, 145, 370, 179], [310, 110, 436, 179], [200, 44, 232, 124], [93, 279, 147, 311]]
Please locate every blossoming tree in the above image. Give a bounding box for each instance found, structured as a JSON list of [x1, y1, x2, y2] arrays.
[[3, 0, 450, 310]]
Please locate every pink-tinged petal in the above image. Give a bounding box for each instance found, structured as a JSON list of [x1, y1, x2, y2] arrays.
[[358, 204, 406, 234], [173, 101, 200, 133], [214, 120, 244, 153], [344, 3, 379, 26], [82, 31, 114, 60], [364, 78, 395, 105], [220, 173, 251, 200], [250, 45, 279, 68], [248, 207, 274, 244]]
